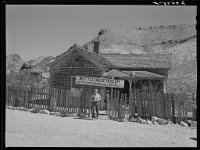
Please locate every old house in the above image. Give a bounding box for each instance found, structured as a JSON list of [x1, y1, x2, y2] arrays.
[[49, 40, 171, 109], [20, 63, 43, 81]]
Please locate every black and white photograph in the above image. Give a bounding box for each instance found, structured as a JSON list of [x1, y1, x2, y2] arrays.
[[5, 2, 197, 147]]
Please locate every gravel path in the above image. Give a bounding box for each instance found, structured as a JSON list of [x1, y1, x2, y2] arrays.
[[6, 109, 197, 147]]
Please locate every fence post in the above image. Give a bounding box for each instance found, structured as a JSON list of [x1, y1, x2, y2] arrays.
[[181, 93, 186, 122], [114, 90, 117, 119], [24, 86, 28, 108], [163, 93, 166, 120], [118, 97, 122, 119], [111, 88, 114, 119], [66, 90, 69, 112], [137, 91, 142, 118], [177, 93, 182, 123], [171, 94, 176, 123], [49, 88, 53, 110], [52, 88, 57, 112], [61, 89, 64, 111], [88, 89, 91, 118], [129, 90, 135, 117], [166, 93, 171, 120], [117, 90, 121, 119]]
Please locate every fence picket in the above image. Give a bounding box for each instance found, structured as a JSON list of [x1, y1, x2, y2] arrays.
[[66, 90, 69, 112], [166, 94, 170, 121], [69, 92, 72, 114], [114, 90, 117, 118], [178, 93, 182, 123], [36, 87, 39, 108], [63, 90, 66, 111], [163, 93, 166, 120], [24, 87, 27, 108], [88, 90, 91, 118], [122, 94, 126, 118], [53, 88, 56, 111], [40, 88, 42, 108], [146, 93, 149, 119], [155, 92, 158, 118], [38, 87, 40, 108], [44, 87, 49, 109], [34, 87, 37, 107], [117, 90, 120, 119], [43, 87, 45, 108], [111, 88, 113, 119], [46, 87, 49, 109], [76, 96, 78, 114], [61, 89, 64, 111], [115, 90, 118, 118]]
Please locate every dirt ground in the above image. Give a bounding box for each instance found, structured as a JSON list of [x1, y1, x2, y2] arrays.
[[6, 109, 197, 147]]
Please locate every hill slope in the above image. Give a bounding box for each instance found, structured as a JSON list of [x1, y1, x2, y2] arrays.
[[6, 54, 25, 73], [83, 24, 196, 54], [6, 55, 55, 73], [27, 56, 55, 67]]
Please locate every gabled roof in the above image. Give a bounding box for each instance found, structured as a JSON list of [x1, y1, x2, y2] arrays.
[[19, 62, 43, 73], [50, 44, 115, 71], [20, 62, 32, 71], [50, 44, 172, 70], [30, 67, 43, 73], [102, 53, 171, 69], [104, 69, 166, 80]]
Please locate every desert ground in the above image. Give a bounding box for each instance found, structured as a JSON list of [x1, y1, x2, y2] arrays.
[[6, 109, 197, 147]]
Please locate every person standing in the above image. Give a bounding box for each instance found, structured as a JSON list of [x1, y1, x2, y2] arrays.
[[91, 89, 101, 119]]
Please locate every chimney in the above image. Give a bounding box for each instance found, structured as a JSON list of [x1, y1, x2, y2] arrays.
[[93, 37, 100, 55]]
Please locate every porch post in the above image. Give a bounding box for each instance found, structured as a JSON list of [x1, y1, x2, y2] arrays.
[[128, 79, 135, 117], [110, 76, 114, 118], [100, 87, 105, 110], [163, 80, 167, 93]]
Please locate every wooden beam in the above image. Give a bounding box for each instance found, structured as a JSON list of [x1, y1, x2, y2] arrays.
[[128, 79, 135, 117], [163, 80, 167, 93]]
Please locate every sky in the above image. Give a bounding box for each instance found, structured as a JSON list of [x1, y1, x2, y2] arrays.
[[6, 5, 196, 61]]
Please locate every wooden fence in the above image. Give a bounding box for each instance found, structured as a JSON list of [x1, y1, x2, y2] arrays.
[[107, 89, 127, 120], [6, 85, 91, 115], [108, 89, 196, 123], [6, 84, 51, 109], [6, 84, 196, 122]]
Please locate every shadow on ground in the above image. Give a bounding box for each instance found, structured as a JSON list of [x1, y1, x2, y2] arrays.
[[73, 117, 94, 120], [190, 138, 197, 141], [73, 115, 110, 121]]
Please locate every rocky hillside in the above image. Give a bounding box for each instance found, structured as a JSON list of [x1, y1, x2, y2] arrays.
[[6, 55, 55, 73], [6, 54, 25, 73], [83, 24, 196, 54], [27, 56, 55, 67], [83, 24, 197, 93]]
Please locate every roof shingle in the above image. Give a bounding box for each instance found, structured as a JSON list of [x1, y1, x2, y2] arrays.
[[102, 53, 171, 69], [105, 69, 166, 80]]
